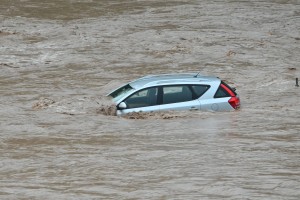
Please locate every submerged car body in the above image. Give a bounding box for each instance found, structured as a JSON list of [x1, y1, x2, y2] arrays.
[[108, 73, 240, 115]]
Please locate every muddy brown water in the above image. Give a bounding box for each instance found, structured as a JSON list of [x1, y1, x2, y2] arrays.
[[1, 0, 300, 199]]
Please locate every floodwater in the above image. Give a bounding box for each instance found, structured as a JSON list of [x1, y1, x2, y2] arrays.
[[1, 0, 300, 199]]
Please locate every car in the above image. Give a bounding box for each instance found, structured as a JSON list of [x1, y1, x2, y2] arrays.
[[107, 73, 240, 115]]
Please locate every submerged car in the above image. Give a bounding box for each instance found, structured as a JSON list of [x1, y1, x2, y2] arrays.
[[107, 73, 240, 115]]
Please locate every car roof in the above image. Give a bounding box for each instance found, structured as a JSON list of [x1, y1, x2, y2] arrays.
[[128, 73, 220, 89]]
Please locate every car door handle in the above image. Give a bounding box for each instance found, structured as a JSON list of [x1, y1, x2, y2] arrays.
[[190, 107, 199, 110]]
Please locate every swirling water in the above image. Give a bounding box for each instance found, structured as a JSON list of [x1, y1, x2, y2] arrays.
[[1, 0, 300, 199]]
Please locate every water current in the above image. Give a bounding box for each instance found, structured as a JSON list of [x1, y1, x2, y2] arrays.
[[1, 0, 300, 199]]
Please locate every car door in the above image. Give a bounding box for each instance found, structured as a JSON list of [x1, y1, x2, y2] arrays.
[[117, 87, 160, 115], [159, 85, 201, 111]]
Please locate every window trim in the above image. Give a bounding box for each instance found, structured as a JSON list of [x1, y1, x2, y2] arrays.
[[121, 84, 211, 109], [159, 84, 210, 105]]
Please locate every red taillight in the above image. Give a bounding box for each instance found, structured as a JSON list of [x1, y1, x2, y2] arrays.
[[220, 83, 240, 110], [228, 96, 240, 109]]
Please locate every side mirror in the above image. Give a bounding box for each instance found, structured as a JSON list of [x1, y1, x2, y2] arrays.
[[118, 102, 127, 110]]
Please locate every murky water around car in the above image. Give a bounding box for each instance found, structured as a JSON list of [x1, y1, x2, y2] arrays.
[[1, 0, 300, 199]]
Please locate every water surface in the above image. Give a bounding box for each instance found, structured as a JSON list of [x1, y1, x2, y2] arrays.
[[1, 0, 300, 199]]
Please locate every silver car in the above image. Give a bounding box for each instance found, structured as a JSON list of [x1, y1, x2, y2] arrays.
[[108, 73, 240, 115]]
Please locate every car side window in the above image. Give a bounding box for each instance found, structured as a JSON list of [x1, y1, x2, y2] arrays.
[[191, 85, 210, 98], [124, 87, 158, 109], [162, 85, 193, 104], [214, 85, 230, 98]]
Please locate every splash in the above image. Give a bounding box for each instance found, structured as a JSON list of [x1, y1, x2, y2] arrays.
[[0, 30, 17, 36], [122, 111, 186, 120], [96, 104, 117, 116], [32, 95, 117, 116], [32, 97, 55, 110]]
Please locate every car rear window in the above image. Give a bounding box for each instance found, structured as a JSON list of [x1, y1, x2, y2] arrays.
[[214, 81, 236, 98], [221, 81, 237, 95], [214, 86, 230, 98]]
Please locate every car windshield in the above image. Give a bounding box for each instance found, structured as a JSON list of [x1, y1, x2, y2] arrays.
[[108, 84, 134, 102]]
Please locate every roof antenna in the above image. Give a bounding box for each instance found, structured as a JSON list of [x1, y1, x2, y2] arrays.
[[194, 72, 201, 78]]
